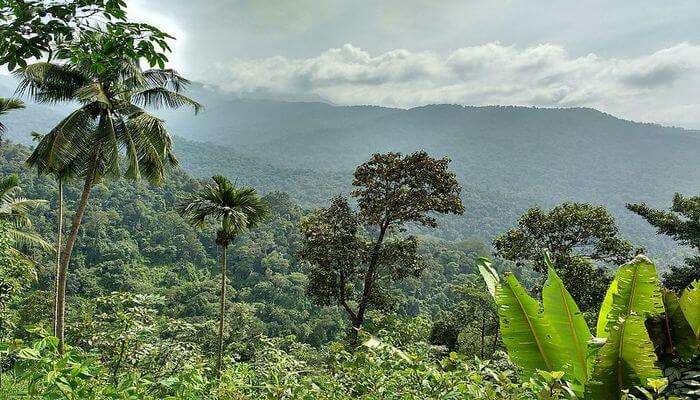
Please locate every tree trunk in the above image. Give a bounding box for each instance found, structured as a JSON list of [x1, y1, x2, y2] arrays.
[[56, 165, 96, 354], [216, 244, 228, 379], [480, 311, 486, 359], [352, 223, 388, 344], [53, 179, 63, 336]]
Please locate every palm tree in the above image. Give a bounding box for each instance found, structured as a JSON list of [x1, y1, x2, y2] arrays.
[[15, 32, 201, 353], [0, 174, 53, 255], [178, 175, 268, 379], [0, 98, 25, 146]]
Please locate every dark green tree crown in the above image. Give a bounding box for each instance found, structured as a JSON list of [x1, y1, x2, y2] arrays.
[[352, 151, 464, 228], [178, 175, 269, 247]]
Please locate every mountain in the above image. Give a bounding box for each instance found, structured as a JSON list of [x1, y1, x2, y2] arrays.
[[2, 77, 699, 264]]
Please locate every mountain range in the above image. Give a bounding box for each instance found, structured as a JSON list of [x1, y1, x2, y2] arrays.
[[2, 77, 699, 264]]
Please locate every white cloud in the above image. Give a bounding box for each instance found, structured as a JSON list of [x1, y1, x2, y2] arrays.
[[212, 42, 700, 127]]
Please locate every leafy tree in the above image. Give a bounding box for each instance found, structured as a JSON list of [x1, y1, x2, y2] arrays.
[[628, 193, 700, 293], [0, 98, 25, 147], [493, 203, 635, 311], [300, 151, 464, 343], [178, 175, 268, 379], [16, 31, 201, 353], [429, 282, 499, 358], [1, 0, 172, 70]]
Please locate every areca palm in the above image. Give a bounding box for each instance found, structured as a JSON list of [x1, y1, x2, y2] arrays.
[[178, 175, 268, 379], [0, 98, 25, 146], [0, 174, 52, 254], [16, 32, 201, 352]]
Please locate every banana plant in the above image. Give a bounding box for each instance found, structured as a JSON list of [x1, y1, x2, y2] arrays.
[[478, 254, 700, 399]]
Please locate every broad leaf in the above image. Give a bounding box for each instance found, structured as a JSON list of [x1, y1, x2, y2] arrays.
[[662, 291, 699, 360], [679, 280, 700, 338], [477, 257, 499, 298], [588, 256, 664, 399], [596, 278, 618, 338], [587, 315, 663, 400], [596, 256, 664, 338], [497, 273, 564, 379], [542, 263, 591, 390]]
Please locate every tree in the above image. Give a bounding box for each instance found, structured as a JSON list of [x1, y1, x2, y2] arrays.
[[178, 175, 268, 379], [17, 31, 201, 353], [429, 282, 499, 358], [1, 0, 172, 70], [0, 98, 25, 146], [299, 151, 464, 344], [628, 193, 700, 293], [493, 203, 635, 311]]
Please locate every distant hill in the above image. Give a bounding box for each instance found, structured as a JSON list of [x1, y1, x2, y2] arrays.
[[2, 76, 699, 265]]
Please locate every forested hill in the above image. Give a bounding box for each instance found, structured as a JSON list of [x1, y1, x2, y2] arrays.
[[3, 79, 700, 261]]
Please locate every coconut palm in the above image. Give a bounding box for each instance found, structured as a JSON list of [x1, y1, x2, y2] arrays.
[[178, 175, 268, 379], [0, 174, 52, 254], [0, 98, 24, 146], [15, 31, 201, 352]]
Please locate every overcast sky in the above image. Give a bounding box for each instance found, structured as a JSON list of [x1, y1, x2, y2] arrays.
[[128, 0, 700, 128]]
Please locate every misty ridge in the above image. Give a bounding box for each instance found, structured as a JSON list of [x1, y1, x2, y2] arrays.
[[4, 78, 699, 262]]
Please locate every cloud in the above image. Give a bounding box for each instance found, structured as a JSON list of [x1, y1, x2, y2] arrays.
[[211, 42, 700, 126]]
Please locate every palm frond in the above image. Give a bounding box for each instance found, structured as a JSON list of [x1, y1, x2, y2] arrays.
[[142, 69, 191, 92], [130, 87, 202, 114], [5, 227, 54, 252], [75, 83, 112, 108], [179, 175, 268, 243], [0, 98, 25, 133], [26, 107, 96, 177], [14, 62, 89, 104], [0, 175, 21, 199], [125, 110, 179, 184]]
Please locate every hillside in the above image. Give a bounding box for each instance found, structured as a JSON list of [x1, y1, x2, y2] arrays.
[[3, 78, 699, 262]]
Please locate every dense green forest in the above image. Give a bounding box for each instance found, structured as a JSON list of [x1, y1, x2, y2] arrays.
[[4, 79, 700, 261], [1, 2, 698, 399]]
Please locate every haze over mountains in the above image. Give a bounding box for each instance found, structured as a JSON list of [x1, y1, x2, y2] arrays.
[[2, 78, 699, 263]]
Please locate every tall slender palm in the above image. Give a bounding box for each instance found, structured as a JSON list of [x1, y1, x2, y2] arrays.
[[0, 98, 25, 146], [16, 32, 201, 352], [178, 175, 268, 379], [31, 130, 75, 336], [0, 175, 53, 255]]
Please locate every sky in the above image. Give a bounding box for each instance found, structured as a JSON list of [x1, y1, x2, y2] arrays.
[[127, 0, 700, 128]]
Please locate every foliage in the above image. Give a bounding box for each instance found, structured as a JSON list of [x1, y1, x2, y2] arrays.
[[480, 254, 700, 399], [494, 203, 635, 311], [0, 221, 35, 336], [628, 194, 700, 293], [300, 151, 464, 342], [2, 329, 576, 399], [0, 0, 172, 70], [0, 174, 52, 253], [0, 97, 25, 145]]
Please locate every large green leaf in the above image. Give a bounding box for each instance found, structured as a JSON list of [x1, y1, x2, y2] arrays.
[[589, 256, 665, 399], [596, 278, 618, 338], [662, 291, 699, 360], [596, 256, 664, 338], [679, 280, 700, 338], [587, 315, 663, 399], [476, 257, 499, 298], [542, 262, 591, 390], [497, 273, 564, 379]]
